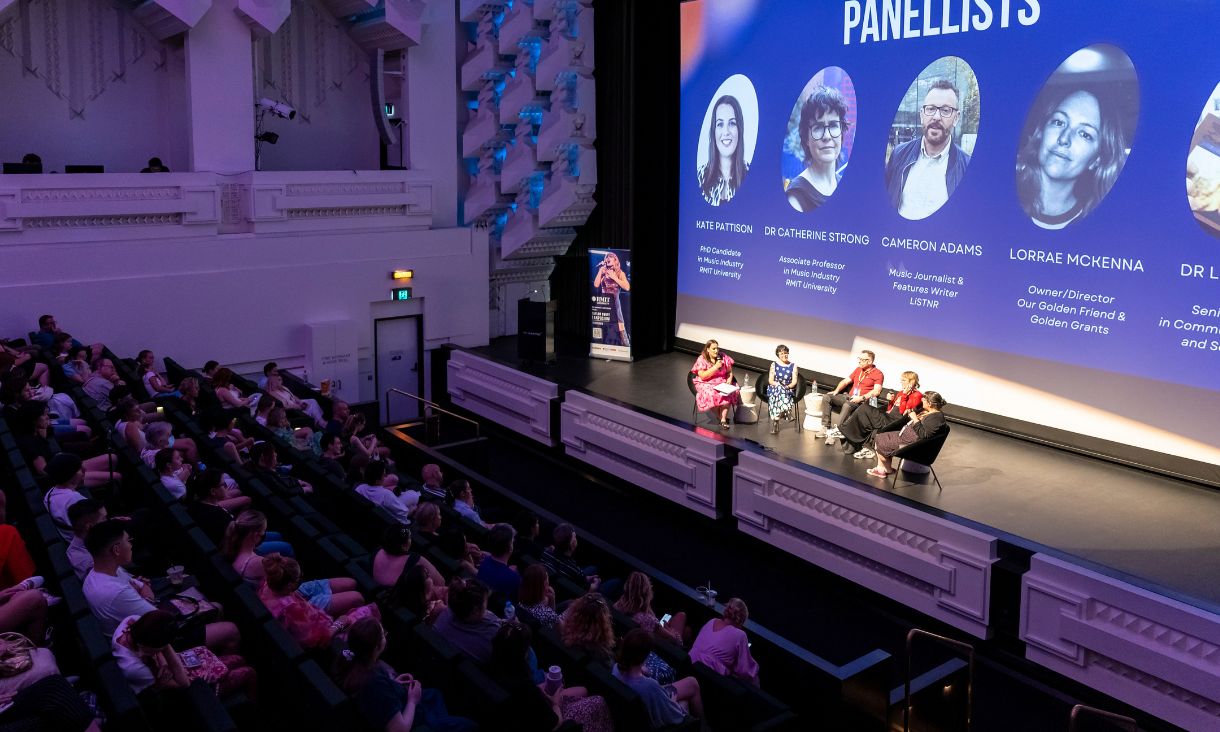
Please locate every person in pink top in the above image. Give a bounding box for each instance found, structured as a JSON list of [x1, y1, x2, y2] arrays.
[[688, 598, 760, 685], [690, 339, 737, 429]]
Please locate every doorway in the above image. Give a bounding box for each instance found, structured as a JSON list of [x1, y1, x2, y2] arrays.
[[374, 314, 424, 424]]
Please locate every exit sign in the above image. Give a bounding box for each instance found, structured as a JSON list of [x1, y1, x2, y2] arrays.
[[391, 287, 412, 301]]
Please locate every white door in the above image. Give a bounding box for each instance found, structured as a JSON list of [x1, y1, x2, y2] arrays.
[[375, 315, 421, 424]]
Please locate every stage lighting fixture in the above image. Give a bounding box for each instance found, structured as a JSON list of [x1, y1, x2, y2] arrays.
[[257, 97, 297, 119], [255, 131, 280, 144]]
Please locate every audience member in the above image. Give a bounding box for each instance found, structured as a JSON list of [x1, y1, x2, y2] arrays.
[[66, 499, 106, 580], [490, 622, 613, 732], [689, 597, 760, 685], [135, 350, 180, 398], [247, 441, 311, 496], [258, 555, 373, 650], [335, 617, 476, 732], [412, 503, 481, 575], [17, 402, 119, 489], [140, 157, 170, 173], [476, 523, 521, 600], [211, 368, 256, 412], [222, 511, 309, 587], [355, 462, 412, 526], [372, 525, 444, 590], [43, 453, 88, 541], [613, 628, 704, 727], [323, 399, 350, 437], [83, 519, 240, 651], [113, 609, 257, 700], [317, 432, 347, 480], [561, 592, 674, 683], [420, 463, 445, 500], [446, 479, 491, 528], [82, 357, 125, 411], [509, 510, 545, 562], [257, 362, 277, 390], [615, 571, 687, 645], [200, 360, 219, 381], [264, 371, 325, 428], [517, 565, 560, 630], [0, 674, 101, 731], [542, 524, 614, 596], [386, 564, 446, 625], [31, 314, 101, 361], [0, 492, 35, 589], [432, 577, 501, 664]]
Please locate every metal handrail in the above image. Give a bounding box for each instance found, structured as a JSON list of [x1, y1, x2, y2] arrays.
[[904, 628, 974, 732], [1068, 704, 1139, 732], [384, 388, 480, 438]]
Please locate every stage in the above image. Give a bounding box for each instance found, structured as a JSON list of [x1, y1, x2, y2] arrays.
[[475, 341, 1220, 613]]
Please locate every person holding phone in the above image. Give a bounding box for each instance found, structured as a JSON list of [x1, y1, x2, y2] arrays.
[[690, 339, 737, 429], [868, 391, 948, 478]]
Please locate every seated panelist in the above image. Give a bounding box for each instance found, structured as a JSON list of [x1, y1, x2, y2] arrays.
[[690, 339, 737, 430]]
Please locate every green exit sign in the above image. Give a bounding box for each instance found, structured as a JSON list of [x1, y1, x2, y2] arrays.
[[391, 287, 412, 301]]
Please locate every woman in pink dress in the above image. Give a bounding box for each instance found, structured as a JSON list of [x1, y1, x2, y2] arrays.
[[689, 598, 760, 685], [690, 339, 738, 429]]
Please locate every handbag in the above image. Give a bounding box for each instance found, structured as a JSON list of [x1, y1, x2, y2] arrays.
[[160, 594, 222, 636], [0, 633, 35, 678]]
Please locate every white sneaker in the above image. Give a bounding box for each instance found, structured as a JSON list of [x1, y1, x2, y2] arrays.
[[812, 426, 826, 437], [826, 427, 843, 438], [854, 448, 876, 460], [824, 435, 837, 446], [18, 576, 44, 591]]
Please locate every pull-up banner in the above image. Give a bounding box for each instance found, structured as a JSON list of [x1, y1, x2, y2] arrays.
[[590, 248, 633, 361]]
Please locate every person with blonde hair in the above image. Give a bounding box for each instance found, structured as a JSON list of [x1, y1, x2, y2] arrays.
[[260, 555, 374, 650], [614, 571, 686, 644], [689, 597, 760, 685], [226, 511, 361, 616], [837, 370, 923, 459]]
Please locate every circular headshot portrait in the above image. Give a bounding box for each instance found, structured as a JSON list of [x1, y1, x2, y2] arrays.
[[1186, 82, 1220, 237], [696, 74, 759, 207], [883, 56, 980, 221], [1016, 44, 1139, 231], [782, 67, 858, 213]]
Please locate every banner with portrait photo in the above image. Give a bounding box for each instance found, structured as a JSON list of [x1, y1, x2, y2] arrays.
[[589, 248, 633, 361]]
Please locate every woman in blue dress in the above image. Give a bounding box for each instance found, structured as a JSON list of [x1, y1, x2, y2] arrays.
[[766, 345, 798, 434]]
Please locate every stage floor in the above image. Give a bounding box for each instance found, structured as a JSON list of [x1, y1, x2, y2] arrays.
[[480, 342, 1220, 611]]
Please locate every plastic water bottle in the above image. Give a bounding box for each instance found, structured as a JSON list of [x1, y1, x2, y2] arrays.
[[544, 666, 563, 695], [504, 601, 515, 622]]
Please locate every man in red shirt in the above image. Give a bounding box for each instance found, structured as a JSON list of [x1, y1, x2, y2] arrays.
[[817, 350, 884, 439]]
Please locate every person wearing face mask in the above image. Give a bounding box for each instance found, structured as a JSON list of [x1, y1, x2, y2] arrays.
[[699, 94, 749, 206], [787, 86, 851, 212], [1016, 87, 1129, 230], [885, 79, 972, 220]]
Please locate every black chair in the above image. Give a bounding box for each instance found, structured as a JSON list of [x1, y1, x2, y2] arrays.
[[879, 423, 950, 490], [685, 371, 737, 427], [753, 372, 809, 433]]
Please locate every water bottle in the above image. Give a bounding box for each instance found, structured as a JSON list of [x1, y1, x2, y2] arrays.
[[544, 666, 563, 695], [504, 601, 515, 622]]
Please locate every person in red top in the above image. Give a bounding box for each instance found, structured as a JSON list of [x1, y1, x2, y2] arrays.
[[836, 371, 922, 459], [817, 350, 884, 439]]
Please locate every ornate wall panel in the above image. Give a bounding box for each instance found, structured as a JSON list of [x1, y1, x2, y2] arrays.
[[447, 350, 559, 446], [561, 391, 725, 518], [734, 452, 997, 637], [1022, 554, 1220, 731]]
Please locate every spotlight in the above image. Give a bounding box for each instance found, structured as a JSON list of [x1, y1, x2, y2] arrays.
[[257, 97, 296, 120], [255, 131, 280, 144]]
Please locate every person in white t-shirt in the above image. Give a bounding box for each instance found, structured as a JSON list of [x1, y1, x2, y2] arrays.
[[66, 499, 106, 581], [83, 520, 240, 652], [43, 453, 86, 542], [354, 461, 412, 526]]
